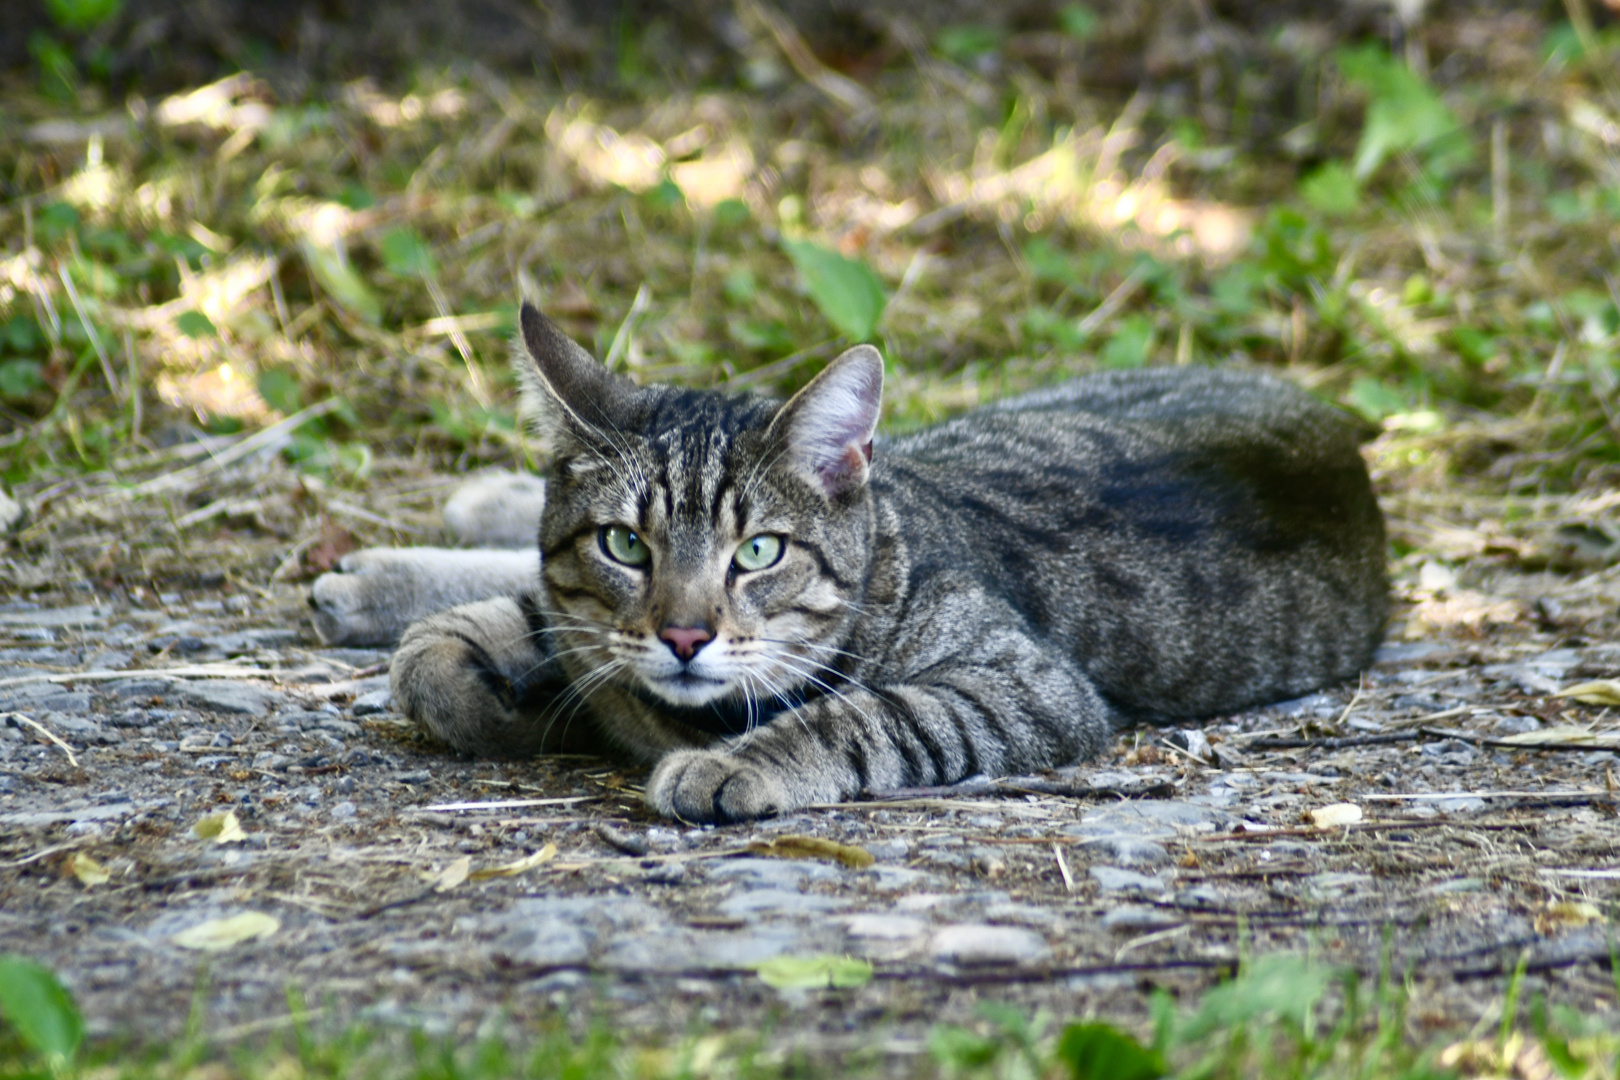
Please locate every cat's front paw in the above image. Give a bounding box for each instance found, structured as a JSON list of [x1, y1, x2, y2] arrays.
[[309, 550, 420, 646], [645, 750, 794, 823]]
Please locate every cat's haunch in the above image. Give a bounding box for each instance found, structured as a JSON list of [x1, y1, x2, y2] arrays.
[[323, 302, 1387, 823]]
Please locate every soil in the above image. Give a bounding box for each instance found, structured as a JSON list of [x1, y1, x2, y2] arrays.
[[2, 453, 1619, 1059]]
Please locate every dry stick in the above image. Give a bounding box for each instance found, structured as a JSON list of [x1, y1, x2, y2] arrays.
[[604, 283, 651, 371], [424, 274, 489, 407], [744, 0, 874, 115], [122, 397, 345, 499], [3, 713, 79, 767], [419, 795, 600, 812], [56, 263, 122, 400], [1418, 725, 1620, 752], [1244, 731, 1421, 751], [1053, 843, 1075, 892]]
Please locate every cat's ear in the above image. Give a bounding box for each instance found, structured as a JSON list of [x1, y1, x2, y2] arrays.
[[771, 344, 884, 499], [515, 302, 638, 454]]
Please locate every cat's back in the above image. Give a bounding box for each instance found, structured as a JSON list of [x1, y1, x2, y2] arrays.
[[869, 365, 1387, 722]]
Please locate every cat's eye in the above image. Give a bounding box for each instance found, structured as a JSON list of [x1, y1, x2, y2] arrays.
[[733, 534, 784, 572], [601, 525, 651, 566]]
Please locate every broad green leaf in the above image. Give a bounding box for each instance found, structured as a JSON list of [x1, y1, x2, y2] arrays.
[[1299, 162, 1360, 216], [1336, 45, 1468, 180], [1101, 313, 1155, 369], [0, 359, 45, 400], [754, 953, 873, 990], [1178, 954, 1337, 1042], [782, 239, 887, 342], [175, 310, 218, 339], [379, 227, 438, 279], [1059, 4, 1098, 41], [936, 25, 1003, 63], [1057, 1022, 1164, 1080], [301, 241, 382, 324], [46, 0, 123, 31], [927, 1025, 1002, 1069], [257, 368, 304, 415], [0, 954, 83, 1066], [1347, 377, 1408, 422]]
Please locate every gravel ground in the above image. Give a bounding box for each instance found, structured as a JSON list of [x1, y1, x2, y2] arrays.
[[2, 481, 1619, 1058]]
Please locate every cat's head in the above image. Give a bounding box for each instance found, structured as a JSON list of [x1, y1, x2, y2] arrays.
[[515, 302, 882, 727]]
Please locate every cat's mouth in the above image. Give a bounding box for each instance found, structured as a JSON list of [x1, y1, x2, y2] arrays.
[[641, 669, 732, 707]]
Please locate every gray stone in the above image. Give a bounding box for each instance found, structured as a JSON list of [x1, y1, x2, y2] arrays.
[[352, 689, 393, 716], [983, 902, 1063, 929], [596, 927, 801, 973], [717, 889, 850, 918], [860, 866, 943, 892], [330, 801, 357, 821], [927, 924, 1050, 966], [493, 919, 593, 967], [707, 857, 842, 888], [0, 604, 107, 628], [865, 838, 910, 861], [843, 914, 929, 940], [1072, 800, 1235, 838], [1078, 836, 1169, 867], [1374, 641, 1447, 664], [173, 680, 282, 716], [1089, 866, 1167, 894], [1305, 872, 1373, 899], [1101, 905, 1183, 933], [111, 679, 175, 700]]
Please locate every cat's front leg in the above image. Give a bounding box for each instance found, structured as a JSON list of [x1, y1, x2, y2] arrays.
[[310, 548, 540, 646], [389, 593, 578, 757], [645, 647, 1119, 822]]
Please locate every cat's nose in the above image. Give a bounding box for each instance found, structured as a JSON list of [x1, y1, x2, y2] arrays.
[[659, 625, 713, 661]]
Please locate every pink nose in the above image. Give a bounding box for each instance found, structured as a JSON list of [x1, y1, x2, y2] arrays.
[[659, 626, 713, 661]]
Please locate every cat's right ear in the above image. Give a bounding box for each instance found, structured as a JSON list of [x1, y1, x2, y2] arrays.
[[515, 302, 639, 454], [770, 344, 884, 499]]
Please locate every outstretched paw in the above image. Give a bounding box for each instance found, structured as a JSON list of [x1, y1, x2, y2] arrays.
[[309, 550, 422, 646], [645, 750, 792, 823]]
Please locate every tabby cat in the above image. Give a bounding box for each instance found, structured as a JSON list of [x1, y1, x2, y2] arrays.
[[368, 303, 1387, 822]]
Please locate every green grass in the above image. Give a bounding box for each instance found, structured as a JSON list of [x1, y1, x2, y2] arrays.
[[4, 952, 1619, 1079], [1, 9, 1617, 507]]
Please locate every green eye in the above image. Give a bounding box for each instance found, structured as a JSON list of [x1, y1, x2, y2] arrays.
[[601, 525, 650, 566], [733, 534, 784, 572]]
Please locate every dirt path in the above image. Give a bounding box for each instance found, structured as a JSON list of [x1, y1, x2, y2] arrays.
[[2, 461, 1618, 1055]]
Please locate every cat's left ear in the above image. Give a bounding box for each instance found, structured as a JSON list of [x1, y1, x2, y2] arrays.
[[770, 345, 884, 499]]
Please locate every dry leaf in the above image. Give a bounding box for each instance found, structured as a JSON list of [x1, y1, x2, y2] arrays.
[[1555, 680, 1620, 706], [1534, 900, 1604, 934], [469, 844, 558, 881], [747, 835, 875, 868], [67, 852, 109, 887], [1308, 803, 1364, 828], [1494, 725, 1620, 748], [173, 912, 280, 952], [300, 516, 357, 577], [192, 810, 246, 845], [432, 856, 471, 893]]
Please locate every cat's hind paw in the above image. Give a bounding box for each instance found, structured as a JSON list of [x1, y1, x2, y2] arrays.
[[645, 749, 798, 823]]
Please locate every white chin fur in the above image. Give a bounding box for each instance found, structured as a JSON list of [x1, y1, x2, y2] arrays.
[[638, 672, 735, 707]]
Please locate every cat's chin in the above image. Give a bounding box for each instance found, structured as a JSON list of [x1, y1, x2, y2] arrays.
[[639, 671, 735, 708]]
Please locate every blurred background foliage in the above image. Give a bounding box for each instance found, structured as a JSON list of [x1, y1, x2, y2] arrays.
[[1, 0, 1617, 526]]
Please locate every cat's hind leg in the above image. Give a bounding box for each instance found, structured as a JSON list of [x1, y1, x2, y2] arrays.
[[309, 548, 539, 646], [389, 593, 586, 757]]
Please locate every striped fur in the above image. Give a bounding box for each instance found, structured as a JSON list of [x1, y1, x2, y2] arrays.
[[390, 304, 1387, 822]]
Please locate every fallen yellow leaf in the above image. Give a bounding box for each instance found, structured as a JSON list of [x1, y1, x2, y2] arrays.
[[1535, 901, 1604, 934], [747, 835, 875, 869], [1494, 725, 1620, 748], [68, 852, 109, 887], [173, 912, 280, 952], [192, 810, 246, 845], [469, 844, 558, 881], [432, 856, 471, 893], [1555, 680, 1620, 706], [1308, 803, 1364, 828]]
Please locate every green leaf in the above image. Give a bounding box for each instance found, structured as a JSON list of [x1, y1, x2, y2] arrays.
[[1178, 955, 1338, 1042], [0, 955, 83, 1067], [1347, 377, 1408, 422], [1299, 161, 1360, 216], [1100, 313, 1155, 369], [301, 241, 382, 324], [713, 198, 751, 230], [1057, 1022, 1164, 1080], [175, 310, 218, 339], [337, 182, 375, 210], [379, 227, 438, 279], [1023, 238, 1080, 287], [45, 0, 123, 32], [1059, 4, 1098, 41], [781, 239, 887, 342], [936, 25, 1003, 63], [1335, 45, 1469, 181], [0, 360, 46, 400], [257, 367, 304, 414], [2, 316, 42, 355], [753, 953, 873, 990], [927, 1025, 1003, 1070]]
